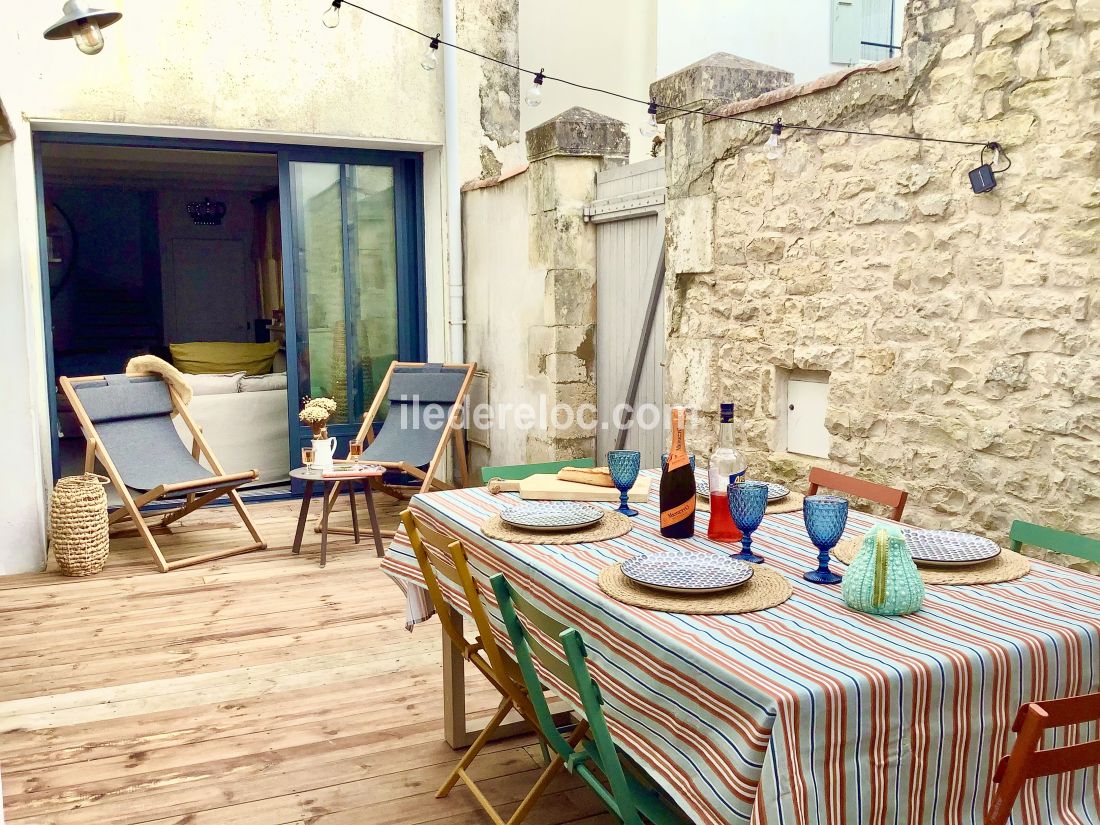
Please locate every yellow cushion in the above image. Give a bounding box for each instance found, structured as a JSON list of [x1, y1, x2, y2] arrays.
[[169, 342, 281, 376]]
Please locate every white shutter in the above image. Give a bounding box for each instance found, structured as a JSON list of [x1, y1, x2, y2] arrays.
[[830, 0, 863, 65]]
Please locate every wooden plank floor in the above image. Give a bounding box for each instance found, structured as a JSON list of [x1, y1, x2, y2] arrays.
[[0, 496, 613, 824]]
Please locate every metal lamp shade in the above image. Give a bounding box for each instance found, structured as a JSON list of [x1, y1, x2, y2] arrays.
[[43, 0, 122, 41]]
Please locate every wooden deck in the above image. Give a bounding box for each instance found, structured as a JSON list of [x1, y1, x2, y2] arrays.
[[0, 497, 612, 824]]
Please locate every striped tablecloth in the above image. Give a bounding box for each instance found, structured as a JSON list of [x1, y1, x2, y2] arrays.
[[381, 472, 1100, 825]]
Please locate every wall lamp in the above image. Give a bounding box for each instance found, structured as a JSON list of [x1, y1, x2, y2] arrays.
[[43, 0, 122, 55]]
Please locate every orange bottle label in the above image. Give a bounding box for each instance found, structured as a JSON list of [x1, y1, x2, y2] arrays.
[[660, 498, 696, 528]]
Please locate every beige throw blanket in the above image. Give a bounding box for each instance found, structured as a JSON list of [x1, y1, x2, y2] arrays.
[[125, 354, 194, 407]]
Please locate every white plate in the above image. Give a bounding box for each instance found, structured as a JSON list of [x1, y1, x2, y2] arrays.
[[903, 529, 1001, 566], [500, 502, 604, 532], [696, 478, 789, 502], [621, 551, 754, 594]]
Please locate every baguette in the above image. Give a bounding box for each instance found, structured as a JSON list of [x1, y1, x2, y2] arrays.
[[557, 466, 616, 488]]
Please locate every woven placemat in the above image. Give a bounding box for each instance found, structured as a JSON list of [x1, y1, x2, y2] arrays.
[[698, 491, 805, 516], [833, 538, 1031, 585], [482, 512, 632, 545], [597, 563, 793, 615]]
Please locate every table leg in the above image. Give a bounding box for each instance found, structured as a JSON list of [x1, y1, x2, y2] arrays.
[[443, 605, 466, 749], [363, 482, 385, 558], [347, 480, 360, 544], [320, 481, 333, 568], [292, 481, 314, 555]]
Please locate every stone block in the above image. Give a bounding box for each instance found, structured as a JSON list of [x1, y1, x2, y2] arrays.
[[941, 34, 976, 61], [649, 53, 793, 124], [972, 47, 1016, 90], [543, 269, 595, 326], [525, 107, 629, 163], [667, 194, 714, 274], [982, 11, 1035, 48]]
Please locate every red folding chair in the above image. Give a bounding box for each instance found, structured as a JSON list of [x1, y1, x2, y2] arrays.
[[987, 692, 1100, 825], [806, 467, 908, 521]]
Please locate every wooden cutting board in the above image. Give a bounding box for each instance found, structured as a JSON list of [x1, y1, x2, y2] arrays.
[[517, 473, 651, 502]]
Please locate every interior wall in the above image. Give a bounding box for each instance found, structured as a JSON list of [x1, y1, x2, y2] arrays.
[[158, 188, 263, 346]]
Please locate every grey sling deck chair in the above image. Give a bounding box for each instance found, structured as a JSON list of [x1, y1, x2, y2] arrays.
[[59, 372, 267, 572], [321, 362, 475, 535]]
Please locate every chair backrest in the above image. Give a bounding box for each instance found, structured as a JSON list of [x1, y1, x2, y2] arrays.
[[987, 691, 1100, 825], [480, 458, 596, 485], [1009, 520, 1100, 565], [807, 467, 908, 521], [490, 573, 645, 825], [400, 510, 525, 707]]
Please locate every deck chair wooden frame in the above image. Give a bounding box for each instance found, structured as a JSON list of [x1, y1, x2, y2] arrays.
[[401, 510, 547, 825], [60, 373, 267, 573], [987, 691, 1100, 825], [321, 361, 474, 537], [807, 467, 908, 521]]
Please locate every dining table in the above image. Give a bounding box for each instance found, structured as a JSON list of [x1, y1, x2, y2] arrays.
[[380, 469, 1100, 825]]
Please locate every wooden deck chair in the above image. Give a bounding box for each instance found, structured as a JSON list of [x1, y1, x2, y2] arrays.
[[807, 467, 908, 521], [491, 573, 690, 825], [60, 373, 266, 572], [401, 510, 546, 825], [987, 691, 1100, 825]]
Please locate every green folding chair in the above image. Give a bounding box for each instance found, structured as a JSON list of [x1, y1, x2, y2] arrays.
[[1009, 520, 1100, 565], [480, 458, 595, 485], [490, 573, 689, 825]]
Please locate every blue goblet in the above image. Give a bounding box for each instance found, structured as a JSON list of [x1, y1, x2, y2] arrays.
[[803, 495, 848, 584], [607, 450, 641, 517], [728, 481, 769, 564]]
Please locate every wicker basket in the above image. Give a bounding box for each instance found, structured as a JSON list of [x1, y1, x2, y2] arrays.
[[49, 474, 110, 577]]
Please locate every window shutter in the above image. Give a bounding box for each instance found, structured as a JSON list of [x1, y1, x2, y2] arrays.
[[830, 0, 862, 65]]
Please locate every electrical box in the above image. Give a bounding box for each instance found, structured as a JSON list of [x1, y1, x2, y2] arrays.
[[777, 370, 831, 459]]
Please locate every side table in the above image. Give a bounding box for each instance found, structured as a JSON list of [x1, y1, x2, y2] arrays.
[[289, 465, 385, 567]]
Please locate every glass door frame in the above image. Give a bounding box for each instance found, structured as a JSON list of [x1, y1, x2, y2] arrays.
[[278, 147, 427, 473]]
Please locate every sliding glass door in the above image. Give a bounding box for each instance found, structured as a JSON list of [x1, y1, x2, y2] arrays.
[[281, 151, 424, 468]]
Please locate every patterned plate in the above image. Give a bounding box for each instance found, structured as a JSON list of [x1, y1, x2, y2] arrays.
[[696, 478, 789, 502], [903, 529, 1002, 567], [500, 502, 605, 533], [621, 551, 754, 594]]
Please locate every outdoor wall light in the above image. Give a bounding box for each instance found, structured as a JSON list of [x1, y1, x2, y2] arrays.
[[43, 0, 121, 55], [969, 142, 1009, 194]]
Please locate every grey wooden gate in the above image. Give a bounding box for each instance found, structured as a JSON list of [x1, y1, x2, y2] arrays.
[[586, 156, 667, 466]]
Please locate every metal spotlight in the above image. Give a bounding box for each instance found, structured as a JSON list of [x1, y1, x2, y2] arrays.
[[43, 0, 122, 55]]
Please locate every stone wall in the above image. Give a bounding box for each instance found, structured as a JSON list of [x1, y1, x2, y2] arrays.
[[661, 0, 1100, 562]]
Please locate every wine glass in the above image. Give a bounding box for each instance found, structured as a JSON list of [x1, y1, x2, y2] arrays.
[[728, 481, 769, 564], [607, 450, 641, 517], [803, 495, 848, 584], [301, 446, 314, 469], [349, 440, 363, 468]]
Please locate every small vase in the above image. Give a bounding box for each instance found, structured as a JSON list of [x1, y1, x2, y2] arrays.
[[841, 524, 925, 616], [311, 437, 337, 470]]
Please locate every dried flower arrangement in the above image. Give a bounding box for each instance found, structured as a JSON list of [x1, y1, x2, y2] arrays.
[[299, 397, 337, 438]]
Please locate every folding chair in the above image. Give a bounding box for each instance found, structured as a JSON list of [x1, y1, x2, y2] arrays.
[[807, 467, 908, 521], [491, 573, 690, 825], [401, 510, 546, 825], [1009, 520, 1100, 565], [480, 458, 595, 485], [60, 373, 266, 572], [987, 691, 1100, 825]]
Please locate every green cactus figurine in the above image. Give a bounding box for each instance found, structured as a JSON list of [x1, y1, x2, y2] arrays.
[[841, 524, 925, 616]]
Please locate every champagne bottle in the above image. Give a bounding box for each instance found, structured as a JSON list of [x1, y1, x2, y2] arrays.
[[660, 406, 696, 539]]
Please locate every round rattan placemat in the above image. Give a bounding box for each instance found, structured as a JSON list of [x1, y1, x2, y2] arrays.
[[481, 512, 632, 545], [597, 562, 793, 615], [698, 491, 805, 515], [833, 538, 1030, 585]]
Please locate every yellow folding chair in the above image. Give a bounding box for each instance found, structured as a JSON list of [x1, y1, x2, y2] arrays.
[[401, 509, 544, 824]]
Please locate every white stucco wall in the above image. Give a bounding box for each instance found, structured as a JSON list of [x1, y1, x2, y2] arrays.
[[0, 0, 515, 573]]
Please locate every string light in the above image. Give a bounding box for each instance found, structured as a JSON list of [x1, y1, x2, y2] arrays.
[[324, 0, 1005, 185], [525, 69, 545, 108], [321, 0, 341, 29], [639, 100, 659, 138], [421, 34, 440, 71], [765, 119, 784, 160]]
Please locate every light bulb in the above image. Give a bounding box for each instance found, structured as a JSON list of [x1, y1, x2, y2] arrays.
[[639, 100, 659, 137], [765, 119, 784, 160], [322, 1, 341, 29], [525, 69, 545, 108], [421, 35, 440, 70], [72, 18, 104, 55]]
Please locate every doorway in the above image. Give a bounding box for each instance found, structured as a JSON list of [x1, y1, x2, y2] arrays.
[[35, 134, 426, 500]]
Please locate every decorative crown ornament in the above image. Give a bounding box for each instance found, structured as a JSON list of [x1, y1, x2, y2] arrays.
[[841, 524, 925, 616], [186, 197, 227, 226]]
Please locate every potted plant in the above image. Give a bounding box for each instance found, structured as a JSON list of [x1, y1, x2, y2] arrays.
[[300, 397, 338, 469]]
